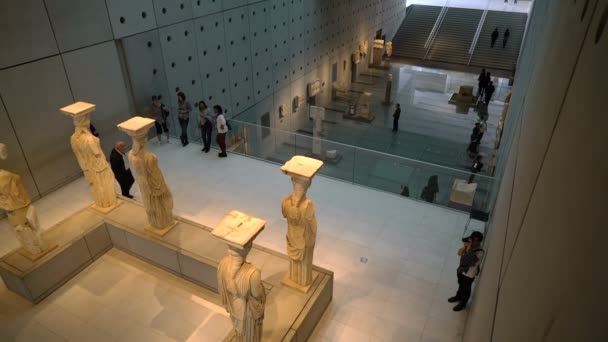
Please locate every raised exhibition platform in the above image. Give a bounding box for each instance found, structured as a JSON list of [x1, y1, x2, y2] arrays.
[[0, 200, 333, 342]]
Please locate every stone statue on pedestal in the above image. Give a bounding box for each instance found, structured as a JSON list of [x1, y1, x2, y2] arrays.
[[0, 143, 52, 259], [213, 211, 267, 342], [118, 117, 175, 235], [61, 102, 118, 212], [280, 156, 323, 293]]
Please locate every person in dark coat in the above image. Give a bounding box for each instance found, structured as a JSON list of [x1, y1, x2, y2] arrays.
[[421, 175, 439, 203], [477, 68, 487, 97], [503, 28, 510, 48], [491, 28, 499, 48], [392, 103, 401, 132], [468, 156, 484, 183], [110, 141, 134, 198], [485, 81, 495, 105]]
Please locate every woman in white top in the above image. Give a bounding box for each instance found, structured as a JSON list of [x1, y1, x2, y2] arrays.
[[214, 105, 228, 158]]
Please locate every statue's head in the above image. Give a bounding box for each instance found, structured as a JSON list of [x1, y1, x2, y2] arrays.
[[0, 143, 7, 160], [227, 243, 252, 261], [291, 176, 311, 200], [73, 113, 91, 128]]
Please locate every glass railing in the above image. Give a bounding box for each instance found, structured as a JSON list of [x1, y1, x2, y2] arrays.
[[212, 119, 497, 218]]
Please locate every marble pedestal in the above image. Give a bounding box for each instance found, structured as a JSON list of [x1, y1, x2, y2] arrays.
[[90, 198, 123, 214], [0, 201, 333, 342], [281, 271, 319, 294]]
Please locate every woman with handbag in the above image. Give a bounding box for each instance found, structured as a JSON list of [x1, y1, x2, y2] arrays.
[[214, 105, 228, 158]]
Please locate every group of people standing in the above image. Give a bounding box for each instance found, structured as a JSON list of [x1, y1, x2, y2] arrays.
[[477, 68, 495, 105], [146, 92, 229, 158]]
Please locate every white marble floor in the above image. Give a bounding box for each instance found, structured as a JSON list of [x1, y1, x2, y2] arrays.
[[0, 140, 482, 341]]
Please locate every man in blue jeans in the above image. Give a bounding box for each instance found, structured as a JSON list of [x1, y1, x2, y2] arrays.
[[448, 231, 485, 311]]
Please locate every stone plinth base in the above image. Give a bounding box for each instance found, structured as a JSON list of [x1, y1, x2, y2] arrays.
[[0, 201, 333, 342], [90, 199, 123, 214], [281, 271, 319, 294], [145, 220, 178, 236], [18, 244, 59, 262]]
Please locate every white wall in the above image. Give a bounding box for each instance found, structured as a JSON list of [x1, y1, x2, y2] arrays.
[[464, 1, 608, 341]]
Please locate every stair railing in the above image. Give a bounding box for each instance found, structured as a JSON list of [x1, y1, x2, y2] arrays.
[[467, 5, 489, 65], [423, 1, 450, 60]]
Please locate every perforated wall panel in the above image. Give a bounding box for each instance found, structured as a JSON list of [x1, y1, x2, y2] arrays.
[[153, 0, 193, 27], [193, 13, 232, 115], [223, 7, 254, 115], [105, 0, 157, 39]]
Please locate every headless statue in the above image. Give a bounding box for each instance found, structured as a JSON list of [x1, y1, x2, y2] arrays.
[[128, 132, 174, 229], [281, 177, 318, 287], [217, 244, 266, 342], [70, 115, 117, 209], [0, 143, 48, 256]]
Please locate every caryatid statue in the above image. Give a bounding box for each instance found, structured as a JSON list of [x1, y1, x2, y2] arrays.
[[117, 117, 176, 235], [0, 143, 54, 260], [61, 102, 119, 212], [280, 156, 324, 293], [213, 211, 267, 342]]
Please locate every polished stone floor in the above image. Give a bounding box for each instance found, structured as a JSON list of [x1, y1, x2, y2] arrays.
[[236, 64, 505, 210], [0, 142, 486, 341]]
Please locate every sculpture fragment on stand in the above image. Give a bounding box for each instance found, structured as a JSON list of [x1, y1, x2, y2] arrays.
[[385, 41, 393, 66], [0, 143, 56, 260], [280, 156, 324, 293], [117, 117, 176, 236], [61, 102, 120, 213], [213, 210, 267, 342]]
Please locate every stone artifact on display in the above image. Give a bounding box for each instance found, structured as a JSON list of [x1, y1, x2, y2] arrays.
[[213, 211, 266, 342], [280, 156, 323, 293], [117, 117, 176, 235], [372, 39, 385, 66], [310, 106, 326, 156], [386, 41, 393, 58], [0, 143, 55, 260], [61, 102, 120, 213]]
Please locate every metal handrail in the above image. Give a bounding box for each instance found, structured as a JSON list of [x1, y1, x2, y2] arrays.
[[468, 7, 489, 65], [423, 1, 449, 60]]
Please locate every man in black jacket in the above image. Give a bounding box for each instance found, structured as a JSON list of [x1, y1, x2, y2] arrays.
[[110, 141, 134, 198], [448, 231, 485, 311], [392, 103, 401, 132]]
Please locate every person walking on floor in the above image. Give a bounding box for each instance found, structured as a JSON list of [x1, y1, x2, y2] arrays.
[[467, 124, 482, 157], [215, 105, 228, 158], [448, 231, 485, 312], [485, 81, 496, 105], [491, 28, 499, 48], [477, 68, 487, 97], [503, 28, 511, 48], [110, 141, 135, 198], [468, 155, 484, 183], [392, 103, 401, 132], [148, 95, 170, 144], [177, 92, 192, 147], [420, 175, 439, 203], [198, 101, 215, 153]]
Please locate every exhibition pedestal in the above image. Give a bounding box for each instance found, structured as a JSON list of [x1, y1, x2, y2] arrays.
[[0, 200, 333, 342]]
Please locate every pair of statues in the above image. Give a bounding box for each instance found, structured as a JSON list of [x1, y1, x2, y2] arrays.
[[215, 157, 323, 342], [62, 103, 175, 235]]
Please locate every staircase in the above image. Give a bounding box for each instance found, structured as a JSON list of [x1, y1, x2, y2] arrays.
[[392, 5, 442, 60], [469, 11, 528, 71], [425, 8, 483, 65]]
